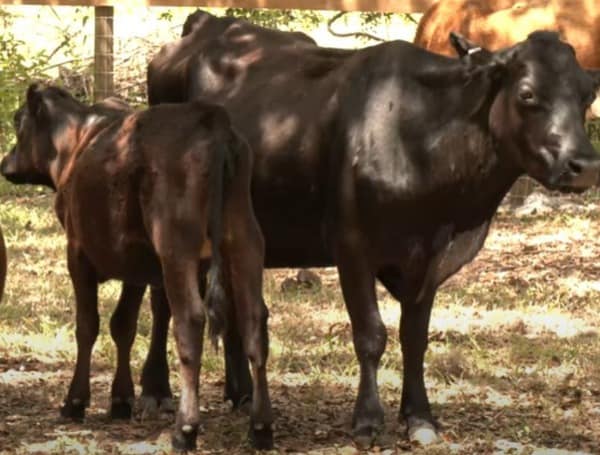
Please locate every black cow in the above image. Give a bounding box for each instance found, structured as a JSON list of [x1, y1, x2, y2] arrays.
[[147, 9, 316, 107], [148, 20, 600, 446], [0, 85, 273, 451]]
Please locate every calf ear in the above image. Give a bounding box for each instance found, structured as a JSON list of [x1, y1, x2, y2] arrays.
[[26, 83, 47, 119], [587, 70, 600, 91]]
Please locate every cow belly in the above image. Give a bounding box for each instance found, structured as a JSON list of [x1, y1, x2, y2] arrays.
[[85, 241, 163, 286]]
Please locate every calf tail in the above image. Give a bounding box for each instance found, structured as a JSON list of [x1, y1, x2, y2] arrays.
[[0, 227, 5, 303], [204, 126, 238, 348]]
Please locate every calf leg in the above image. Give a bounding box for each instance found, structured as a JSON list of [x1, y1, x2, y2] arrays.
[[110, 283, 145, 419], [160, 257, 205, 451], [225, 219, 272, 450], [140, 286, 174, 416], [378, 269, 439, 445], [61, 245, 99, 421], [223, 316, 253, 411], [335, 241, 387, 447]]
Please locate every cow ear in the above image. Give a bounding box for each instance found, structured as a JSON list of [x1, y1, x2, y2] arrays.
[[587, 70, 600, 91], [449, 32, 495, 68], [26, 83, 47, 119], [449, 32, 479, 58]]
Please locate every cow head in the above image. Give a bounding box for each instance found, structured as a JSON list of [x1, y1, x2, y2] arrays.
[[1, 84, 84, 190], [456, 31, 600, 191]]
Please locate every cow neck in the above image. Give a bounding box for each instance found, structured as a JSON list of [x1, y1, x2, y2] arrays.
[[436, 66, 521, 218], [52, 111, 119, 189]]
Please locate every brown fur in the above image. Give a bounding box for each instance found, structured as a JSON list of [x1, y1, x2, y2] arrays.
[[0, 85, 273, 451], [414, 0, 600, 68]]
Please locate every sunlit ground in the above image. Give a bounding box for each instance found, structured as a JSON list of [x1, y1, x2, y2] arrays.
[[0, 179, 599, 454]]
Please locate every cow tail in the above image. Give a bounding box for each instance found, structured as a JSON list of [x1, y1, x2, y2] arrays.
[[204, 123, 237, 349]]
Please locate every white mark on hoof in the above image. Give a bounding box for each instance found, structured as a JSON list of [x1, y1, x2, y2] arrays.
[[408, 423, 440, 446], [72, 399, 82, 406], [254, 423, 265, 430], [182, 424, 194, 434]]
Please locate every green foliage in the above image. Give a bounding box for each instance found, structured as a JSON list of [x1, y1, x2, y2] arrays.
[[0, 9, 51, 154]]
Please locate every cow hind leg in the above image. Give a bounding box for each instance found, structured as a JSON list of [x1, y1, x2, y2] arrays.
[[160, 256, 205, 452], [109, 283, 146, 419], [336, 241, 387, 448], [224, 221, 273, 450], [140, 286, 174, 419], [223, 316, 253, 412], [61, 245, 99, 421], [378, 268, 440, 445]]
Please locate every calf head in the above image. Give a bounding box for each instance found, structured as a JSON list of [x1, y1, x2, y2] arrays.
[[459, 31, 600, 191], [1, 84, 88, 189]]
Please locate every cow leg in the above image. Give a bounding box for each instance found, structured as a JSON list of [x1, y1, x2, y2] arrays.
[[140, 286, 174, 417], [109, 283, 145, 419], [378, 269, 440, 445], [61, 245, 99, 421], [160, 258, 205, 452], [225, 220, 273, 450], [336, 244, 387, 447]]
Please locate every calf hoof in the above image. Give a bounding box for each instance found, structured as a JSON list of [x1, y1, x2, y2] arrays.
[[407, 417, 441, 446], [172, 424, 198, 452], [248, 423, 273, 450], [110, 397, 133, 420], [60, 399, 86, 422]]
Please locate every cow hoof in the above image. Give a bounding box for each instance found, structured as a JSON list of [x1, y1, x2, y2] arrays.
[[352, 427, 378, 450], [231, 394, 252, 415], [110, 398, 133, 420], [407, 418, 440, 445], [60, 399, 86, 422], [139, 396, 159, 421], [139, 396, 174, 421], [248, 423, 273, 450], [172, 424, 197, 452], [159, 397, 176, 414]]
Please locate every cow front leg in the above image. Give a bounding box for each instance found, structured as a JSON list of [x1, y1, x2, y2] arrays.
[[140, 286, 174, 418], [109, 283, 145, 419], [336, 243, 387, 447], [161, 258, 205, 452], [379, 267, 439, 445], [61, 245, 99, 421], [399, 287, 439, 445]]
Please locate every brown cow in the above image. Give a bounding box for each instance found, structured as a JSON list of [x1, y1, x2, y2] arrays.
[[0, 84, 273, 451], [0, 226, 5, 302], [414, 0, 600, 114]]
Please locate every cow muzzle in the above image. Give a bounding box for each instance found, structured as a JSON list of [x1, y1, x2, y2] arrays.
[[553, 156, 600, 192]]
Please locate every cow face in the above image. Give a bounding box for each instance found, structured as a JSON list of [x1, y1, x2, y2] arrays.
[[484, 31, 600, 191], [0, 85, 64, 189]]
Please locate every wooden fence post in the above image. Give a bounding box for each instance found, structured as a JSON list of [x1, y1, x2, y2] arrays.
[[94, 6, 114, 101]]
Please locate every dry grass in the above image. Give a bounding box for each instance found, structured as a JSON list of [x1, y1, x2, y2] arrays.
[[0, 180, 599, 454]]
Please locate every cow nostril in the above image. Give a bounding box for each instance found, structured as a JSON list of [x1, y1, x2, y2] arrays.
[[568, 159, 583, 175]]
